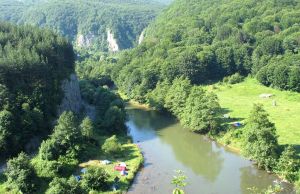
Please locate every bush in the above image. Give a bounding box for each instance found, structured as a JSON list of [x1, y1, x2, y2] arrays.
[[5, 152, 37, 194], [32, 158, 62, 178], [275, 145, 300, 182], [81, 167, 110, 191], [101, 135, 123, 156], [46, 176, 84, 194], [223, 73, 244, 84]]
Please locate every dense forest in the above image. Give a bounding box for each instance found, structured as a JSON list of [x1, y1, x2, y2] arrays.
[[0, 0, 164, 51], [0, 22, 74, 158], [106, 0, 300, 94]]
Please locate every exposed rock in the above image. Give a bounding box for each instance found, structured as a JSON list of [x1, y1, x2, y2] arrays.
[[58, 73, 96, 120], [138, 30, 145, 45], [76, 33, 95, 48], [107, 29, 119, 52], [58, 73, 84, 115]]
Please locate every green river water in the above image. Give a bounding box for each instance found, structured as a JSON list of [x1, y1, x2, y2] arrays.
[[126, 104, 294, 194]]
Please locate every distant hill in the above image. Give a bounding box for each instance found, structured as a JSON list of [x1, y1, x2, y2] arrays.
[[0, 0, 164, 51]]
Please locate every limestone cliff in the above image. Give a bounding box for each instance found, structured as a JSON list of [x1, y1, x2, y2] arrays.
[[58, 73, 96, 120], [107, 29, 119, 52], [58, 73, 83, 115]]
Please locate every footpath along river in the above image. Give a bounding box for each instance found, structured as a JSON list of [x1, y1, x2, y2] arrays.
[[125, 104, 294, 194]]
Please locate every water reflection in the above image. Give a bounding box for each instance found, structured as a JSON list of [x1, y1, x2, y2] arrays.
[[126, 105, 293, 194], [158, 125, 224, 182]]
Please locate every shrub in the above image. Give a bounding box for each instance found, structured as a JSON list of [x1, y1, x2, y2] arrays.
[[223, 73, 245, 84], [32, 158, 62, 178], [5, 152, 37, 194], [275, 146, 300, 182], [81, 167, 110, 191], [46, 176, 84, 194], [101, 135, 123, 156]]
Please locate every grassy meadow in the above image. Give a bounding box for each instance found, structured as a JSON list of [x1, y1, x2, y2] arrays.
[[206, 78, 300, 152]]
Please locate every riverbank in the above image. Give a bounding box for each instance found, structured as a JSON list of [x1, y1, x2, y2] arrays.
[[125, 104, 295, 193], [124, 91, 298, 191]]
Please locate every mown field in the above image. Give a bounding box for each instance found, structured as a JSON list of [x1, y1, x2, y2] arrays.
[[206, 78, 300, 151]]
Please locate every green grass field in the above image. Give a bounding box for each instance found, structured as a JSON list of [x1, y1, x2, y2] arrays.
[[206, 78, 300, 150]]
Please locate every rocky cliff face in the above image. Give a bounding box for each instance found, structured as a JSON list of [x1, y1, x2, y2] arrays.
[[76, 33, 95, 48], [138, 29, 145, 45], [58, 73, 83, 115], [107, 29, 119, 52], [58, 73, 96, 120]]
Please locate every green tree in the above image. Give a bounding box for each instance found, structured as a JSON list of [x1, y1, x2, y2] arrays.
[[275, 146, 300, 182], [5, 152, 37, 194], [101, 135, 123, 156], [103, 106, 126, 133], [242, 104, 279, 170], [46, 176, 84, 194], [164, 77, 191, 118], [80, 117, 94, 139], [51, 111, 82, 156], [81, 166, 110, 191], [0, 110, 13, 154], [182, 86, 220, 134]]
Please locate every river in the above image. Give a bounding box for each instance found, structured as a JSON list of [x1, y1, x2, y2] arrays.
[[125, 104, 294, 194]]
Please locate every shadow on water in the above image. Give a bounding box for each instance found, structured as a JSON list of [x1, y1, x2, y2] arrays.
[[126, 107, 177, 143], [127, 106, 224, 182], [157, 126, 224, 182]]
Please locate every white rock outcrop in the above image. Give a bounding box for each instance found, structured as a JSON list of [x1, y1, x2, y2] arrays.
[[138, 30, 145, 45], [107, 29, 119, 52], [76, 33, 95, 48]]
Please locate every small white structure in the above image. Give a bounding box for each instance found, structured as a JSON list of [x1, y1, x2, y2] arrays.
[[101, 160, 111, 165], [119, 162, 126, 167], [259, 93, 273, 98]]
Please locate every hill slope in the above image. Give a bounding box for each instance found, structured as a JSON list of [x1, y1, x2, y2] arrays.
[[0, 22, 74, 158], [0, 0, 164, 51], [111, 0, 300, 96]]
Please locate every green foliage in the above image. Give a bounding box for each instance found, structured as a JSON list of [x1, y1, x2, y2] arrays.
[[101, 135, 123, 156], [275, 146, 300, 182], [80, 117, 94, 139], [223, 73, 245, 84], [79, 80, 127, 134], [46, 176, 84, 194], [0, 110, 13, 156], [0, 22, 74, 158], [164, 77, 191, 118], [171, 170, 187, 194], [5, 152, 37, 194], [0, 0, 164, 51], [181, 86, 220, 134], [106, 0, 300, 101], [242, 104, 279, 170], [81, 166, 110, 192]]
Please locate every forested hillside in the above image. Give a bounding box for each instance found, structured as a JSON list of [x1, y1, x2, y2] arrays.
[[0, 0, 164, 51], [75, 0, 300, 187], [0, 22, 74, 158], [109, 0, 300, 96]]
